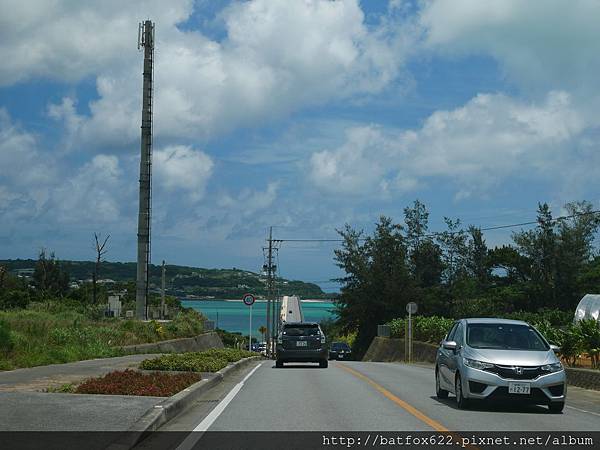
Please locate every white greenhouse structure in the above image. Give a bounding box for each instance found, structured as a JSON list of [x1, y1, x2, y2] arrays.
[[574, 294, 600, 323]]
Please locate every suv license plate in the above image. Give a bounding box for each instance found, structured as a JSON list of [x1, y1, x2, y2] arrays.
[[508, 382, 530, 394], [296, 341, 308, 347]]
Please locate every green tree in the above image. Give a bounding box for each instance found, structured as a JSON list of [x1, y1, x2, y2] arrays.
[[512, 203, 557, 309], [33, 249, 70, 299], [554, 201, 600, 310], [335, 217, 414, 357], [466, 226, 490, 288], [404, 200, 443, 288]]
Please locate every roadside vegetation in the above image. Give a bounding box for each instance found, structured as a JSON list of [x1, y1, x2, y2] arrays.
[[74, 369, 201, 397], [333, 200, 600, 363], [139, 348, 257, 372], [0, 249, 208, 370], [0, 304, 205, 370]]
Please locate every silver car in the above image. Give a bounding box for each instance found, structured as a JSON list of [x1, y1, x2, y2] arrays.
[[435, 318, 566, 413]]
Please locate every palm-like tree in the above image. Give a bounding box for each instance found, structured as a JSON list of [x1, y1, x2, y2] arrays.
[[258, 325, 267, 343]]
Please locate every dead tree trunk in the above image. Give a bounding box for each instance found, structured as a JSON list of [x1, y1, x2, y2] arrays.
[[93, 233, 110, 304]]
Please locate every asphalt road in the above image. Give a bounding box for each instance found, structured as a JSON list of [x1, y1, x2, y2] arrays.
[[154, 360, 600, 433]]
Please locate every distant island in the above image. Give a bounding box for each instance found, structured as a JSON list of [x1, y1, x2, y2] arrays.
[[1, 259, 336, 300]]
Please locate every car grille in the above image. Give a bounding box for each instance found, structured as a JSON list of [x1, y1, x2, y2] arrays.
[[485, 365, 545, 380]]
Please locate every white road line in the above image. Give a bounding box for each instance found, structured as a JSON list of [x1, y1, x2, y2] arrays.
[[176, 362, 263, 450], [565, 405, 600, 417]]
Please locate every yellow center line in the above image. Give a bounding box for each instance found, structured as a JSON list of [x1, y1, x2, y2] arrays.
[[336, 362, 449, 432], [335, 363, 479, 450]]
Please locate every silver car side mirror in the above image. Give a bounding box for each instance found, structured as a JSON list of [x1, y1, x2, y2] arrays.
[[550, 344, 560, 353], [442, 340, 457, 351]]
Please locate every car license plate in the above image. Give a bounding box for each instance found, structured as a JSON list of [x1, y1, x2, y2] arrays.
[[508, 382, 530, 394], [296, 341, 307, 347], [338, 354, 344, 359]]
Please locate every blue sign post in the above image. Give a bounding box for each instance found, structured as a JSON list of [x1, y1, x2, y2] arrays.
[[243, 294, 255, 350]]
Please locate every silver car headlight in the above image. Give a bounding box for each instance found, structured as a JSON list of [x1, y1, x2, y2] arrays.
[[540, 362, 563, 373], [463, 358, 494, 370]]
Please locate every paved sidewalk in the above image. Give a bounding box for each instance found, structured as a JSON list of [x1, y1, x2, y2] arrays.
[[0, 354, 165, 432], [0, 354, 161, 392]]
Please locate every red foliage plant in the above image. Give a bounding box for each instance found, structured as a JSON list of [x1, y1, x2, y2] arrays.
[[75, 369, 201, 397]]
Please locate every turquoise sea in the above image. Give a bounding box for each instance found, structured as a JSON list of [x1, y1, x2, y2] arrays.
[[182, 299, 337, 339]]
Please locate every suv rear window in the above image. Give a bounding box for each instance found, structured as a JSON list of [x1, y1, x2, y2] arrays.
[[282, 324, 320, 336]]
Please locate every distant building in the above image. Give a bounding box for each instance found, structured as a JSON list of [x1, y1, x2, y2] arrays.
[[14, 268, 35, 278]]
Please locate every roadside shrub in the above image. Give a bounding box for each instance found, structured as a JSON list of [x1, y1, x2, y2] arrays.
[[578, 319, 600, 369], [0, 320, 14, 354], [75, 369, 201, 396], [140, 352, 229, 372], [504, 309, 572, 327], [0, 290, 30, 309], [140, 348, 256, 373], [556, 325, 584, 366], [531, 320, 563, 346], [387, 316, 454, 343], [201, 348, 256, 362]]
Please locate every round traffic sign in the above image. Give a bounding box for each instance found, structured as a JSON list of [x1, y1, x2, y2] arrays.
[[242, 293, 255, 306], [406, 302, 418, 314]]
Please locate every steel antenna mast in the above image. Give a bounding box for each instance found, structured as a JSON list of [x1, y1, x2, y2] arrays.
[[136, 20, 155, 320]]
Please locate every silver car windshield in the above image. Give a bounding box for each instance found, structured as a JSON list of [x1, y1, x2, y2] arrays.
[[466, 323, 549, 351]]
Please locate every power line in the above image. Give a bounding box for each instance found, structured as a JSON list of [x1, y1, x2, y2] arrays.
[[272, 209, 600, 243]]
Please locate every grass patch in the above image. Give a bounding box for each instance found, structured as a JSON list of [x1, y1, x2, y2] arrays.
[[75, 369, 201, 396], [0, 305, 205, 370], [45, 383, 76, 393], [140, 348, 257, 372]]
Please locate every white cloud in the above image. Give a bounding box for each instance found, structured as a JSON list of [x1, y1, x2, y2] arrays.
[[309, 90, 592, 198], [39, 0, 411, 147], [154, 145, 214, 201], [309, 126, 405, 196], [52, 154, 126, 224], [419, 0, 600, 96], [0, 0, 193, 86]]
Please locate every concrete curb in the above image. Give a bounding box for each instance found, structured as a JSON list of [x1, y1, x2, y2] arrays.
[[107, 356, 264, 450]]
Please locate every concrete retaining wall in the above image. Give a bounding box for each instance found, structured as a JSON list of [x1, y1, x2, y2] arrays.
[[565, 367, 600, 390], [120, 332, 223, 354], [363, 337, 437, 363], [363, 337, 600, 391]]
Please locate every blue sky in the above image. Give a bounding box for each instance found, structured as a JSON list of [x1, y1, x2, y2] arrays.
[[1, 0, 600, 292]]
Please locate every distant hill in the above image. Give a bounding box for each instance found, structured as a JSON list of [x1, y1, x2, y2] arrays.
[[0, 259, 333, 299]]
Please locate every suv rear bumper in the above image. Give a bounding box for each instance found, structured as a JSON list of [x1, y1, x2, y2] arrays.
[[276, 345, 328, 362]]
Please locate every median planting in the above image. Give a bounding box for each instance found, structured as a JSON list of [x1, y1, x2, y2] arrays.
[[74, 369, 201, 397], [139, 348, 257, 372]]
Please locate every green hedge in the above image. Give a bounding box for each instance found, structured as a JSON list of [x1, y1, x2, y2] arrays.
[[139, 348, 257, 372], [388, 316, 454, 343]]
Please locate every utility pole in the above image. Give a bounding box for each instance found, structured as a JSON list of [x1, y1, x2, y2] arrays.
[[161, 260, 166, 319], [136, 20, 154, 320], [266, 227, 273, 357], [262, 227, 278, 357]]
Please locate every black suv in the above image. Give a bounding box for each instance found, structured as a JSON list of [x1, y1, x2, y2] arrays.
[[329, 342, 352, 360], [276, 322, 328, 368]]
